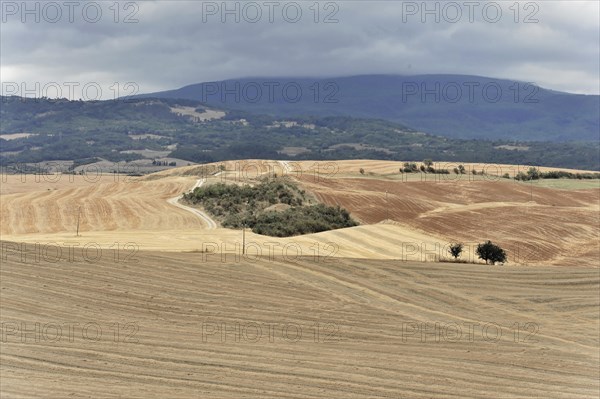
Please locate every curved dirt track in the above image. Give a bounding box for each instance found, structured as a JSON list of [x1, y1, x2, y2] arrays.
[[166, 178, 217, 229], [1, 246, 598, 398]]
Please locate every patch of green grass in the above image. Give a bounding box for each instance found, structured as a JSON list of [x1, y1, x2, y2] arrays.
[[527, 179, 600, 190]]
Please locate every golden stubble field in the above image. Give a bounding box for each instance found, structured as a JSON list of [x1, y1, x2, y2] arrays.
[[1, 245, 599, 398], [1, 159, 598, 265], [1, 159, 599, 398]]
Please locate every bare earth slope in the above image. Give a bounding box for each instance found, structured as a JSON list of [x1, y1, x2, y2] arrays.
[[1, 246, 598, 398]]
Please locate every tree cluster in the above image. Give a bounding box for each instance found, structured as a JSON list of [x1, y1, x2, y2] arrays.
[[448, 241, 507, 265], [515, 167, 600, 181], [183, 178, 358, 237]]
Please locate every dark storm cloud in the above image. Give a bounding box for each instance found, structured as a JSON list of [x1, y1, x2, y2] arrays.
[[1, 0, 598, 99]]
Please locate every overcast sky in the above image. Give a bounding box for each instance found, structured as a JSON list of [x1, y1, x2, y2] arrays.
[[1, 0, 598, 99]]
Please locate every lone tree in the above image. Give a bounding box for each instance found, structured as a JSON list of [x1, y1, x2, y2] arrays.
[[449, 243, 463, 260], [359, 168, 365, 175], [476, 241, 507, 265]]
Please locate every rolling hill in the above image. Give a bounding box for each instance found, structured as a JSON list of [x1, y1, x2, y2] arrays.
[[138, 74, 600, 142], [2, 159, 598, 397], [2, 160, 598, 267]]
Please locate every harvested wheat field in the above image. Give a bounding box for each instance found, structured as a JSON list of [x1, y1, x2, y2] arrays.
[[1, 245, 599, 398], [1, 160, 599, 266], [1, 167, 447, 260], [0, 174, 119, 196], [0, 175, 205, 235], [288, 159, 598, 178], [1, 160, 599, 398]]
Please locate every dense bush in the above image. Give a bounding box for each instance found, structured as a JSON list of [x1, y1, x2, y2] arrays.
[[183, 178, 358, 236], [252, 204, 357, 237]]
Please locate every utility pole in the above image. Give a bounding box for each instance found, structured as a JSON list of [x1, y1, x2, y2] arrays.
[[76, 206, 81, 237], [530, 178, 533, 202], [242, 223, 246, 255]]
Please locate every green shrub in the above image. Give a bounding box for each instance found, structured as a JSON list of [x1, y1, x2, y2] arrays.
[[252, 204, 357, 237]]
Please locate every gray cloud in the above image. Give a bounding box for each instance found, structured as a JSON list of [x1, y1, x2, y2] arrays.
[[1, 0, 598, 99]]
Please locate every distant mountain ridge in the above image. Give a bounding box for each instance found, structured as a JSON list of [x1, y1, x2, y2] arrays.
[[138, 74, 600, 142], [1, 96, 599, 170]]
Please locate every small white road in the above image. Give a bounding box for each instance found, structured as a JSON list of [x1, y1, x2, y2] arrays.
[[279, 160, 292, 175], [167, 178, 217, 229]]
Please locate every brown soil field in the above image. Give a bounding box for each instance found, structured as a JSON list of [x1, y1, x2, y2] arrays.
[[296, 174, 599, 267], [1, 246, 598, 398]]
